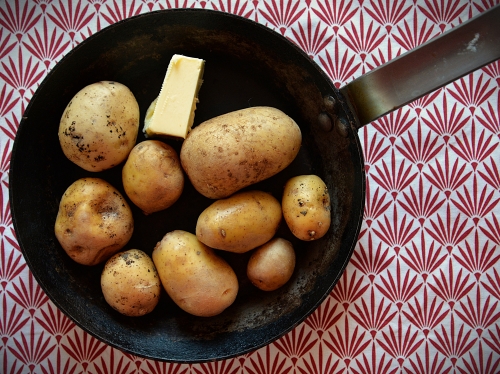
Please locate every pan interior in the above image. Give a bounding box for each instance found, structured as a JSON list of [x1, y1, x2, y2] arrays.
[[9, 9, 364, 362]]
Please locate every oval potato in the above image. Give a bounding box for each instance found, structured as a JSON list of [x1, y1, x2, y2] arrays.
[[101, 249, 161, 316], [59, 81, 140, 172], [54, 177, 134, 265], [196, 190, 282, 253], [247, 238, 296, 291], [180, 106, 302, 199], [282, 175, 331, 241], [122, 140, 184, 215], [152, 230, 238, 317]]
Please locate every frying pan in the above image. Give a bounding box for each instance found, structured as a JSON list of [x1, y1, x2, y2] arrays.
[[9, 6, 500, 362]]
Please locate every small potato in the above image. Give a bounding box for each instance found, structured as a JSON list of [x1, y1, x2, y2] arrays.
[[196, 190, 282, 253], [247, 238, 296, 291], [152, 230, 238, 317], [282, 175, 331, 241], [59, 81, 140, 172], [54, 178, 134, 265], [101, 249, 161, 316], [180, 106, 302, 199], [122, 140, 184, 214]]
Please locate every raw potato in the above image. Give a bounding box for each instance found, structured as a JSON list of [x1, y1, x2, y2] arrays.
[[247, 238, 296, 291], [54, 178, 134, 265], [282, 175, 331, 241], [196, 190, 282, 253], [152, 230, 238, 317], [101, 249, 160, 317], [122, 140, 184, 214], [180, 106, 302, 199], [59, 81, 140, 172]]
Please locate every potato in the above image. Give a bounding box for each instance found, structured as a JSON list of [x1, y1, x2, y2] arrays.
[[247, 238, 296, 291], [196, 190, 282, 253], [122, 140, 184, 215], [180, 106, 302, 199], [59, 81, 140, 172], [54, 178, 134, 265], [152, 230, 238, 317], [282, 175, 331, 241], [101, 249, 160, 316]]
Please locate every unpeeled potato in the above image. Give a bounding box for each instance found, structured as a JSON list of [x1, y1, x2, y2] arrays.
[[54, 178, 134, 265], [282, 175, 331, 241], [101, 249, 161, 316], [152, 230, 238, 317], [180, 106, 302, 199], [247, 238, 295, 291], [122, 140, 184, 215], [196, 190, 282, 253], [59, 81, 140, 172]]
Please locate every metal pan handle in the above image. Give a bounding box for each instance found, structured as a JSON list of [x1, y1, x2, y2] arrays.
[[340, 4, 500, 128]]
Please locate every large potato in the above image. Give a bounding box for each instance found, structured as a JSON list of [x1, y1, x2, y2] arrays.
[[152, 230, 238, 317], [282, 175, 331, 241], [196, 190, 282, 253], [247, 238, 296, 291], [180, 106, 302, 199], [122, 140, 184, 215], [101, 249, 161, 316], [59, 81, 140, 172], [54, 178, 134, 265]]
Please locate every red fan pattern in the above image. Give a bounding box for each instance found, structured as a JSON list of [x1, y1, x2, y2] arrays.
[[1, 0, 499, 372]]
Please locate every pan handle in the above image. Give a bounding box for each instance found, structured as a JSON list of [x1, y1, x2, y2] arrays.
[[339, 4, 500, 128]]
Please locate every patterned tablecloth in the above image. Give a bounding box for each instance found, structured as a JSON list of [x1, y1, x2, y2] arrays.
[[1, 0, 500, 373]]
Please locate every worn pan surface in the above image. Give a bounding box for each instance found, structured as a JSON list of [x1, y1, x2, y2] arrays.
[[10, 9, 363, 362]]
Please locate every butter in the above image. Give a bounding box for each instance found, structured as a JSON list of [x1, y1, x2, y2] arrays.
[[144, 54, 205, 139]]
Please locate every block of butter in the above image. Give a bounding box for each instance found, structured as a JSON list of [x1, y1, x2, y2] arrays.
[[143, 54, 205, 139]]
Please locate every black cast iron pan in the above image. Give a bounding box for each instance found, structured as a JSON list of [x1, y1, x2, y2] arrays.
[[9, 6, 500, 362]]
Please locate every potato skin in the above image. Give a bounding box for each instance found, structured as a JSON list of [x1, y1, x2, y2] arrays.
[[101, 249, 160, 316], [282, 175, 331, 241], [196, 190, 282, 253], [54, 178, 134, 265], [59, 81, 140, 172], [152, 230, 238, 317], [180, 106, 302, 199], [122, 140, 184, 215], [247, 238, 296, 291]]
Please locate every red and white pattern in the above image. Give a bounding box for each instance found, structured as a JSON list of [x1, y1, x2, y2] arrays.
[[1, 0, 500, 372]]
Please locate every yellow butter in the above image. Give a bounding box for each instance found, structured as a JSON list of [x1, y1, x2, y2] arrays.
[[144, 54, 205, 139]]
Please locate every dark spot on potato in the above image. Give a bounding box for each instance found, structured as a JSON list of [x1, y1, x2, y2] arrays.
[[72, 245, 85, 253], [300, 211, 307, 216]]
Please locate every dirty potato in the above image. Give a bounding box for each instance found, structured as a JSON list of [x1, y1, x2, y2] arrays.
[[54, 177, 134, 265], [122, 140, 184, 214], [152, 230, 238, 317], [196, 190, 282, 253], [180, 106, 302, 199], [101, 249, 161, 316], [247, 238, 296, 291], [282, 175, 331, 241], [59, 81, 140, 172]]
